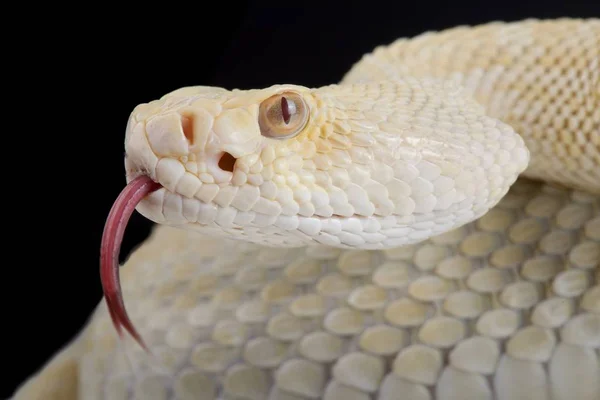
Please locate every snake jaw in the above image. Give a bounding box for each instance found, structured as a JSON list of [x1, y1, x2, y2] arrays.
[[100, 174, 161, 350]]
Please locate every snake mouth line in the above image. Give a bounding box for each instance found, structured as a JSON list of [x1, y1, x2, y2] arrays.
[[100, 175, 161, 350]]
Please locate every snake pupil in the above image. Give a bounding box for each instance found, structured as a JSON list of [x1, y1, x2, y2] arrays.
[[281, 96, 291, 124]]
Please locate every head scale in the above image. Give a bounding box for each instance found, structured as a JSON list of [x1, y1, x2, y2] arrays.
[[104, 79, 529, 349], [124, 80, 529, 249]]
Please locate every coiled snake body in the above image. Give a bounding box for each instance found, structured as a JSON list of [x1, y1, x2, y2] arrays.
[[14, 18, 600, 400]]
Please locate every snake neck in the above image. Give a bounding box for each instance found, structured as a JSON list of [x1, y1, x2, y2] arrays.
[[343, 18, 600, 194]]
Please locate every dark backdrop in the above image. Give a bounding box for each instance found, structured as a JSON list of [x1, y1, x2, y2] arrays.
[[8, 0, 598, 397]]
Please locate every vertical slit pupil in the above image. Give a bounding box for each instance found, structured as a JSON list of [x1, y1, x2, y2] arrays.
[[281, 97, 291, 124]]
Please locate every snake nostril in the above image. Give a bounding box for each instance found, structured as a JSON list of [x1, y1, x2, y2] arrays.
[[181, 113, 194, 145], [218, 152, 236, 172]]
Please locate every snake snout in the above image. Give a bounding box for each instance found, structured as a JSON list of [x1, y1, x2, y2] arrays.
[[181, 110, 237, 182]]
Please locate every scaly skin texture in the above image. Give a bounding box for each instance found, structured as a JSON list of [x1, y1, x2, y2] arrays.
[[126, 80, 528, 248], [344, 18, 600, 194], [13, 18, 600, 400]]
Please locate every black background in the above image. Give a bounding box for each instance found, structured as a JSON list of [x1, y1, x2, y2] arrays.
[[7, 0, 598, 397]]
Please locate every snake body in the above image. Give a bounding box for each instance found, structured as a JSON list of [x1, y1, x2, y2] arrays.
[[14, 18, 600, 399]]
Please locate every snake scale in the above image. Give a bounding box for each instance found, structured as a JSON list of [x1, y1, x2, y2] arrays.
[[13, 18, 600, 400]]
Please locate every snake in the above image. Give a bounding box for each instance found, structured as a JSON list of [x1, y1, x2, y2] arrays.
[[13, 17, 599, 400]]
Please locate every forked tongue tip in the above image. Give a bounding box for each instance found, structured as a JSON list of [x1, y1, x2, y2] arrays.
[[100, 175, 160, 351]]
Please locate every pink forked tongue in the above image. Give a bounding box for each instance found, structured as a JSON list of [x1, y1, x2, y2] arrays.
[[101, 175, 160, 351]]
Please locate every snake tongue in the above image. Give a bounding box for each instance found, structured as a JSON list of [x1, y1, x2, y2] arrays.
[[100, 175, 160, 350]]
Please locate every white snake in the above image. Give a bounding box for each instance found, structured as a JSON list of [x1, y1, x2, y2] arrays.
[[13, 18, 599, 400]]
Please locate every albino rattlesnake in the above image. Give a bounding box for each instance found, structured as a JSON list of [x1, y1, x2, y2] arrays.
[[14, 18, 600, 400]]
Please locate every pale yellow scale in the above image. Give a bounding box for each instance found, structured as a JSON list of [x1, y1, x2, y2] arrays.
[[12, 18, 600, 400], [74, 179, 598, 400]]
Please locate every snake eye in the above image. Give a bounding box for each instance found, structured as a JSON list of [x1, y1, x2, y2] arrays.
[[258, 91, 309, 139]]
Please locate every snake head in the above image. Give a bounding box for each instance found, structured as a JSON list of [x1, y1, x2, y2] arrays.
[[123, 80, 529, 249], [105, 80, 529, 349]]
